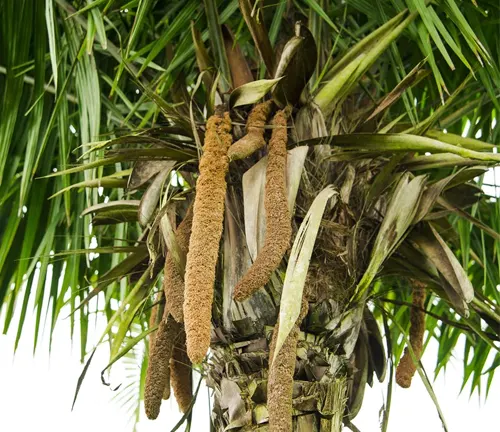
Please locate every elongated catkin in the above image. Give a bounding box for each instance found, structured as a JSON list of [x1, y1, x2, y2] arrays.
[[144, 315, 181, 419], [148, 294, 170, 400], [233, 109, 291, 301], [227, 101, 272, 161], [148, 298, 159, 350], [163, 206, 193, 323], [184, 113, 232, 364], [396, 282, 426, 388], [170, 327, 193, 413]]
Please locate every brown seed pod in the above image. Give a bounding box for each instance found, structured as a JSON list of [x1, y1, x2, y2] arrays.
[[148, 294, 170, 400], [148, 298, 160, 351], [184, 113, 232, 364], [233, 109, 291, 301], [268, 297, 308, 432], [144, 314, 182, 420], [170, 327, 193, 413], [396, 281, 426, 388], [227, 101, 273, 161], [163, 206, 193, 323]]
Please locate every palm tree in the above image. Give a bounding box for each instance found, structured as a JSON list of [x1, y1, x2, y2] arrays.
[[1, 0, 500, 431]]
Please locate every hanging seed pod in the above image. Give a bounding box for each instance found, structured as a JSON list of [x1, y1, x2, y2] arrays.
[[144, 314, 182, 419], [149, 298, 160, 350], [170, 327, 193, 413], [233, 109, 291, 301], [163, 206, 193, 323], [268, 297, 308, 432], [184, 112, 232, 364], [148, 294, 170, 400], [396, 281, 426, 388], [227, 100, 273, 161]]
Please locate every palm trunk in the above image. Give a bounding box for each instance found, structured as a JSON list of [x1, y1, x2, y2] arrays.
[[202, 166, 384, 431], [205, 188, 355, 431], [207, 332, 348, 431]]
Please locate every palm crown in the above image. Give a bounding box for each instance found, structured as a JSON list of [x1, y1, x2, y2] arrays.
[[1, 1, 500, 431]]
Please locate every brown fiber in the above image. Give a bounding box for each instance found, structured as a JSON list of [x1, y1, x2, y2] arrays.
[[163, 206, 193, 323], [144, 314, 181, 419], [170, 327, 193, 413], [227, 101, 272, 161], [268, 297, 308, 432], [396, 282, 426, 388], [233, 109, 291, 301], [184, 113, 232, 364]]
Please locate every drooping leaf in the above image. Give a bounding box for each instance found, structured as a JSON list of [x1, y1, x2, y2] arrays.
[[229, 78, 282, 109], [128, 160, 175, 190], [353, 173, 426, 301], [81, 200, 141, 217], [242, 155, 267, 260], [297, 133, 500, 163], [411, 223, 474, 309], [138, 166, 173, 226], [274, 186, 338, 362]]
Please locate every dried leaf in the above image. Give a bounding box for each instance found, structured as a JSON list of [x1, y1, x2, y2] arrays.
[[128, 160, 175, 190], [411, 223, 474, 308], [272, 22, 317, 107], [353, 174, 426, 301], [274, 186, 337, 362], [229, 78, 282, 109], [414, 167, 487, 223], [239, 0, 275, 74], [364, 308, 387, 382], [243, 156, 267, 260], [222, 25, 253, 88], [138, 167, 173, 226], [286, 147, 308, 215], [367, 60, 429, 121]]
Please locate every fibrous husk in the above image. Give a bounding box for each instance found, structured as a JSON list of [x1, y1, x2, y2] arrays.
[[170, 327, 193, 413], [184, 112, 232, 364], [145, 314, 182, 419], [233, 109, 291, 301], [228, 101, 273, 161], [163, 206, 193, 323], [396, 281, 426, 388]]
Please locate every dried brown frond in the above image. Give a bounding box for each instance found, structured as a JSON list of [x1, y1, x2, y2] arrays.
[[227, 101, 273, 161], [233, 109, 291, 301], [163, 206, 193, 323], [184, 113, 232, 364], [396, 281, 426, 388], [170, 327, 193, 413], [268, 297, 309, 432], [144, 315, 182, 419]]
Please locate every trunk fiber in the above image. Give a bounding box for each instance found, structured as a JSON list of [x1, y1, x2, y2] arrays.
[[207, 329, 349, 431]]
